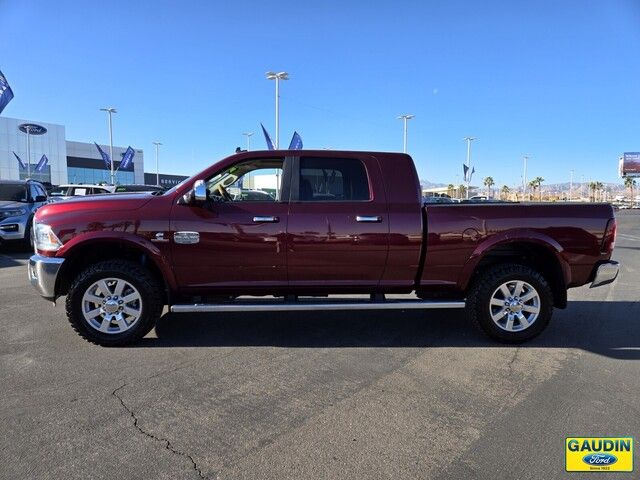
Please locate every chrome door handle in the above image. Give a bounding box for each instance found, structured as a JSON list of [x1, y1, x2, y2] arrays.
[[253, 216, 279, 223], [356, 215, 382, 223]]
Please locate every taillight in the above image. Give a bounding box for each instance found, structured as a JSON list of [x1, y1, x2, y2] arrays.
[[601, 218, 616, 253]]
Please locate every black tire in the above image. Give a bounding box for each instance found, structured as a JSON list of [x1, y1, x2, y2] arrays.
[[65, 259, 163, 346], [22, 218, 33, 250], [467, 263, 553, 343]]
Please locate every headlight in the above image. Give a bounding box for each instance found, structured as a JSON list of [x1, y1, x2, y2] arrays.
[[34, 222, 63, 252], [0, 208, 27, 219]]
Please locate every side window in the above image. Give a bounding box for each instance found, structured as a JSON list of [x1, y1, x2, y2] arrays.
[[299, 157, 370, 201], [73, 187, 88, 196], [35, 185, 46, 199], [93, 188, 109, 194], [206, 158, 283, 202], [29, 184, 38, 202]]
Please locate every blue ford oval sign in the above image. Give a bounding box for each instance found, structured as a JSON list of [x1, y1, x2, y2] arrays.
[[18, 123, 47, 135], [582, 453, 617, 466]]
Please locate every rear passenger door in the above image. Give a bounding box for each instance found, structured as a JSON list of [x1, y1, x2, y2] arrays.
[[286, 154, 389, 290]]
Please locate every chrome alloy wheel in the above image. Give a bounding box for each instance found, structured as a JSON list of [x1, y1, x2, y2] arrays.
[[489, 280, 540, 332], [81, 278, 143, 334]]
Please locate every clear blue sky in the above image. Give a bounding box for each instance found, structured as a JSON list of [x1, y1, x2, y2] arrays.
[[1, 0, 639, 186]]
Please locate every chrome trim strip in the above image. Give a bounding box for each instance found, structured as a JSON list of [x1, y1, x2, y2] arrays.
[[28, 254, 65, 299], [590, 260, 620, 288], [174, 231, 200, 244], [171, 300, 465, 313], [356, 215, 382, 223], [253, 216, 279, 223]]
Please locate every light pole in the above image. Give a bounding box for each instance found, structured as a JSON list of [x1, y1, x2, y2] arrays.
[[265, 71, 289, 149], [398, 114, 415, 153], [153, 141, 162, 186], [100, 107, 117, 184], [464, 137, 477, 199], [569, 169, 574, 202], [242, 132, 254, 151], [522, 156, 528, 199], [25, 125, 32, 178]]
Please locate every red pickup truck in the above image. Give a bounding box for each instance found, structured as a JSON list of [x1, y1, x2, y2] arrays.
[[28, 151, 619, 346]]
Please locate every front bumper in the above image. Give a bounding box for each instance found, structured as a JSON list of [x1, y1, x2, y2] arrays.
[[28, 254, 65, 300], [590, 260, 619, 288], [0, 216, 28, 241]]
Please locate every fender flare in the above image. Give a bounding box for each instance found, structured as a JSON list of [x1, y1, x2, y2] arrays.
[[457, 229, 571, 291], [56, 232, 177, 293]]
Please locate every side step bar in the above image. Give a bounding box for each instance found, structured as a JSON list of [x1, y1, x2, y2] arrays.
[[170, 299, 466, 313]]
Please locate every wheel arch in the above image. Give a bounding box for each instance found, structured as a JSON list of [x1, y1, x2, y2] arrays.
[[55, 235, 174, 304], [460, 232, 569, 309]]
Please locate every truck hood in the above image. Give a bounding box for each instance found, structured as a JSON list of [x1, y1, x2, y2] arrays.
[[36, 193, 154, 219]]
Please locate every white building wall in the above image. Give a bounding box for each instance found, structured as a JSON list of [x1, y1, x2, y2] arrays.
[[0, 116, 144, 185], [0, 117, 67, 184]]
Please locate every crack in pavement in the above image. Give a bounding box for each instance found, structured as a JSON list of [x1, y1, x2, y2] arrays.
[[112, 383, 207, 479]]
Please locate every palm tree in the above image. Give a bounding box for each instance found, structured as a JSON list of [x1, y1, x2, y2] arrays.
[[596, 182, 604, 202], [528, 180, 537, 201], [483, 176, 495, 198], [457, 184, 467, 198], [528, 176, 544, 201], [527, 177, 544, 201], [500, 185, 510, 200], [624, 177, 636, 204], [447, 183, 455, 198], [588, 182, 597, 201]]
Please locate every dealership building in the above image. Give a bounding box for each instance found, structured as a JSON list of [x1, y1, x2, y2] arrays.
[[0, 116, 187, 187]]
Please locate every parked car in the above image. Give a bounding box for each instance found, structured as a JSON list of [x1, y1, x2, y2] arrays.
[[231, 189, 274, 201], [423, 196, 454, 204], [48, 184, 115, 202], [0, 179, 49, 247], [28, 150, 618, 346], [114, 184, 165, 194]]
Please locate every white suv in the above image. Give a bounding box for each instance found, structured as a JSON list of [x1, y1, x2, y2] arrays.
[[48, 184, 116, 202]]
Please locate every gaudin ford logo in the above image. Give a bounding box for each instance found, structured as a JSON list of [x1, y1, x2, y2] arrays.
[[566, 437, 633, 472], [583, 453, 617, 466], [18, 123, 48, 135]]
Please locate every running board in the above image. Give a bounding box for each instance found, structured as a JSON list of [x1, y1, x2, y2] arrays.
[[170, 299, 466, 313]]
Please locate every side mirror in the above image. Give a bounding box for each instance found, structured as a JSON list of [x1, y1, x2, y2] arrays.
[[35, 195, 47, 203], [193, 180, 207, 201]]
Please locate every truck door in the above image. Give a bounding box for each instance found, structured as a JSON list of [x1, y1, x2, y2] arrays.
[[170, 156, 291, 293], [286, 154, 389, 290]]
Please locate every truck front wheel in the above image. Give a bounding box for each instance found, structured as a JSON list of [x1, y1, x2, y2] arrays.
[[65, 260, 163, 346], [467, 263, 553, 343]]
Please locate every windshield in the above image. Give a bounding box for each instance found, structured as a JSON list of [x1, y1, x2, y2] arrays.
[[0, 184, 28, 202]]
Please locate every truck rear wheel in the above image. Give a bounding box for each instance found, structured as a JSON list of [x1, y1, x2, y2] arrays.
[[467, 263, 553, 343], [65, 259, 163, 346]]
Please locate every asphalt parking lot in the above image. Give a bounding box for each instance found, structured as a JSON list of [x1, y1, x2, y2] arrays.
[[1, 211, 638, 480]]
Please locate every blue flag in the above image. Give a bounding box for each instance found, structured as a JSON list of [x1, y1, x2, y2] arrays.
[[260, 123, 275, 150], [463, 164, 469, 182], [13, 152, 26, 170], [94, 142, 111, 168], [288, 131, 303, 150], [35, 154, 48, 172], [0, 69, 14, 115], [120, 146, 135, 170]]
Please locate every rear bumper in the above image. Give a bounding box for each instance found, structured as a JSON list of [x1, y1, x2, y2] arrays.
[[28, 254, 65, 300], [590, 261, 619, 288]]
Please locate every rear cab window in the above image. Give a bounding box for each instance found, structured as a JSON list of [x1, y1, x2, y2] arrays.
[[298, 157, 371, 201]]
